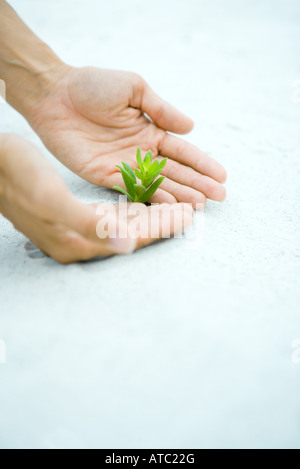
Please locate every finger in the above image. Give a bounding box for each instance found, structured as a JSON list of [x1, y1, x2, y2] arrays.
[[159, 133, 227, 183], [12, 208, 118, 264], [133, 203, 194, 249], [160, 158, 226, 202], [59, 202, 194, 262], [102, 164, 205, 206], [64, 199, 137, 254], [106, 171, 177, 204], [88, 202, 137, 219], [159, 177, 206, 208], [148, 187, 177, 204], [141, 83, 194, 134], [72, 203, 194, 260], [48, 231, 116, 264]]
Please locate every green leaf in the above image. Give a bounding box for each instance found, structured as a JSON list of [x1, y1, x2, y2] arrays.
[[148, 159, 160, 178], [159, 158, 168, 172], [140, 176, 165, 203], [134, 168, 143, 180], [115, 149, 167, 205], [122, 161, 136, 182], [113, 186, 134, 202], [116, 165, 135, 199], [136, 147, 142, 169], [148, 157, 168, 181], [143, 150, 152, 168], [134, 183, 146, 200], [142, 177, 154, 189]]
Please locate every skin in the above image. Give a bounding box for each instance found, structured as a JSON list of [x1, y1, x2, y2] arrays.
[[0, 134, 194, 264], [0, 1, 226, 263], [27, 66, 227, 205]]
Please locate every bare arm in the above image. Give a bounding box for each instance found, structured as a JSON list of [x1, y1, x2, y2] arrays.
[[0, 133, 193, 263], [0, 0, 67, 117], [0, 1, 226, 204]]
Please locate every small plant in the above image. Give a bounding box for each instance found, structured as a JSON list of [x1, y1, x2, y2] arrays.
[[113, 147, 167, 203]]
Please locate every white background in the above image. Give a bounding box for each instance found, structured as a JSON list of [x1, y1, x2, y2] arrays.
[[0, 0, 300, 449]]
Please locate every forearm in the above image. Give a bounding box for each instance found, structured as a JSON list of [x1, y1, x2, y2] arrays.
[[0, 133, 24, 205], [0, 133, 17, 210], [0, 1, 67, 119], [0, 132, 71, 221]]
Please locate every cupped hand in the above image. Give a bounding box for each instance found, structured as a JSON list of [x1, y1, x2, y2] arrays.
[[0, 134, 193, 264], [29, 67, 227, 205]]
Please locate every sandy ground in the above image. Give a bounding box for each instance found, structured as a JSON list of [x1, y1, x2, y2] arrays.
[[0, 0, 300, 449]]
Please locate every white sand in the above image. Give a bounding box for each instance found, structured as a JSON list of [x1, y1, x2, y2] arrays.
[[0, 0, 300, 449]]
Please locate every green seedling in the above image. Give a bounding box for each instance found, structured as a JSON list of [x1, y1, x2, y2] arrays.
[[113, 147, 167, 203]]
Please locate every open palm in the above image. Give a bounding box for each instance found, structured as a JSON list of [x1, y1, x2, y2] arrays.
[[31, 66, 226, 204]]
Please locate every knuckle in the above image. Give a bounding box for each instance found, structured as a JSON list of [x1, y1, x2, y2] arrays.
[[132, 72, 145, 90], [176, 140, 187, 155], [156, 131, 167, 155], [167, 163, 179, 180], [190, 174, 201, 190]]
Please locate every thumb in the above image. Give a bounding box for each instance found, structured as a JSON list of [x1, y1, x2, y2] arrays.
[[65, 200, 137, 255], [141, 83, 194, 134]]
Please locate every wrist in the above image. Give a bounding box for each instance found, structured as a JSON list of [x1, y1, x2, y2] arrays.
[[23, 52, 71, 124], [0, 1, 71, 122], [1, 42, 70, 121]]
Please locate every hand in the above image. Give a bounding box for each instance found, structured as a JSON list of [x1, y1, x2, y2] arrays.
[[0, 134, 194, 264], [28, 67, 227, 205]]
